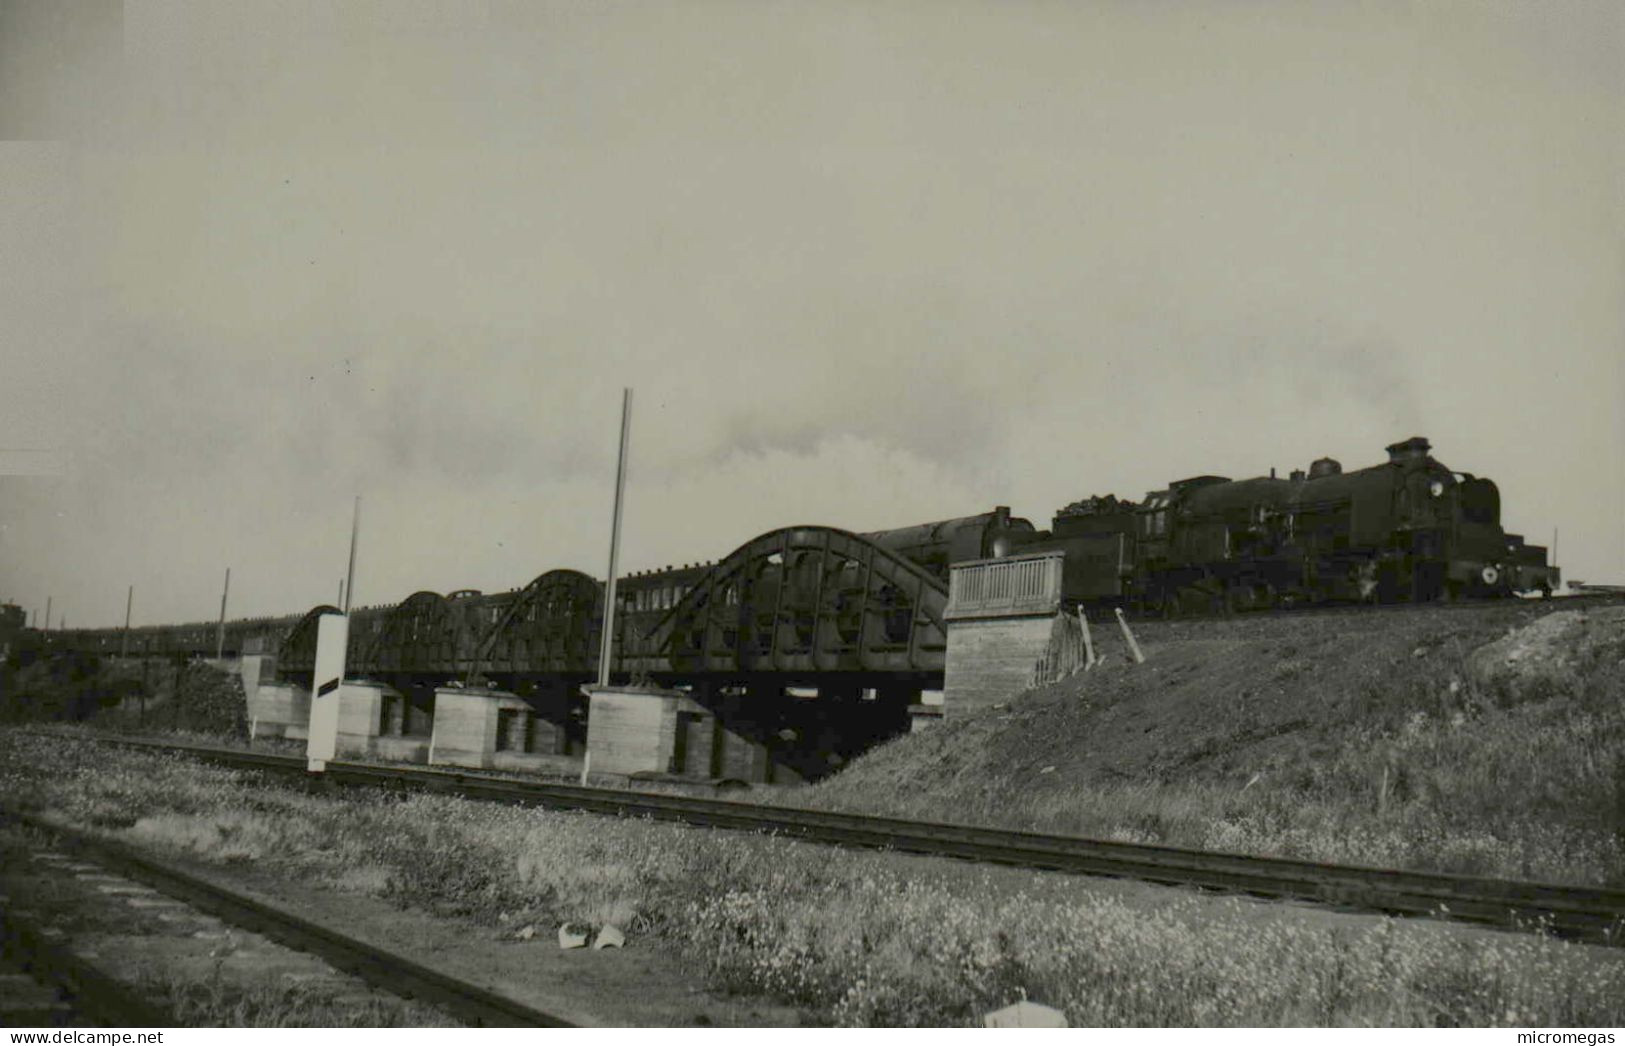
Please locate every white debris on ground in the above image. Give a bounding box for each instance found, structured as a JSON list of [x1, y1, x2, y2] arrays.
[[984, 1000, 1068, 1027]]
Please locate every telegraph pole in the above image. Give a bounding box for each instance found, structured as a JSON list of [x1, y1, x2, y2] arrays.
[[596, 388, 632, 689], [582, 389, 633, 788], [215, 567, 231, 659], [345, 496, 360, 614], [122, 584, 133, 657]]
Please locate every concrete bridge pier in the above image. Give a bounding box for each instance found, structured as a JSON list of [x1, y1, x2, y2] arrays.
[[575, 680, 813, 785], [244, 655, 311, 740], [362, 681, 431, 762], [337, 680, 422, 761], [429, 685, 576, 773]]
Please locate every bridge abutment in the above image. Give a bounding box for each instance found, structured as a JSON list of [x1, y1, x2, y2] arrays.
[[944, 551, 1066, 714]]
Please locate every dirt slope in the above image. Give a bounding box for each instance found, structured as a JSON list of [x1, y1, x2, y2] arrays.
[[803, 600, 1625, 886]]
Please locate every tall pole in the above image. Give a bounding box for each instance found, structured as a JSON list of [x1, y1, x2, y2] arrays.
[[338, 579, 345, 607], [215, 567, 231, 659], [122, 584, 133, 657], [344, 495, 360, 614], [45, 596, 51, 633], [596, 389, 632, 689]]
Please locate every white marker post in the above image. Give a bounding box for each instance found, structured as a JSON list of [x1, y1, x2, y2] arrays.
[[308, 497, 361, 773], [583, 389, 632, 787], [1114, 606, 1146, 664], [306, 612, 347, 772]]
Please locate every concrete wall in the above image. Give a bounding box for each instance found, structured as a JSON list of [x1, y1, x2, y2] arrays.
[[944, 552, 1068, 715], [247, 680, 309, 740], [335, 682, 390, 758], [426, 687, 581, 771], [429, 687, 537, 770], [677, 709, 716, 777], [584, 688, 683, 775], [581, 687, 798, 783], [943, 613, 1057, 714], [715, 724, 771, 782]]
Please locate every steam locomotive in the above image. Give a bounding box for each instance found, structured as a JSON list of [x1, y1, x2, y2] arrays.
[[1004, 436, 1558, 613], [20, 437, 1557, 670]]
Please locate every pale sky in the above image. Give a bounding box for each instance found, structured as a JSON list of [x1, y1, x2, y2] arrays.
[[2, 0, 1621, 628]]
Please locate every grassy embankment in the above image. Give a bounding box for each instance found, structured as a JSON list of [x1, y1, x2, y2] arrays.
[[2, 730, 1622, 1027], [797, 603, 1625, 887]]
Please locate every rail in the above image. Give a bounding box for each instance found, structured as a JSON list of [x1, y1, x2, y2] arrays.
[[55, 734, 1625, 947], [3, 808, 575, 1027], [0, 906, 173, 1026]]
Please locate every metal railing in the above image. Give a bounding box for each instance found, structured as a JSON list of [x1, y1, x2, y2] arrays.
[[946, 551, 1065, 618]]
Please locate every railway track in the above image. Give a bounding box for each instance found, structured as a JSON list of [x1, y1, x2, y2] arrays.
[[1127, 589, 1624, 627], [1, 810, 574, 1027], [57, 733, 1625, 948], [0, 903, 170, 1026]]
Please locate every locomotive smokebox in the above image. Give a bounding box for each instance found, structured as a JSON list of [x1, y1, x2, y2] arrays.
[[1385, 436, 1432, 465]]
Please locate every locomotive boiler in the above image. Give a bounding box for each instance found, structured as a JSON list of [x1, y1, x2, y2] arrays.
[[861, 507, 1038, 580]]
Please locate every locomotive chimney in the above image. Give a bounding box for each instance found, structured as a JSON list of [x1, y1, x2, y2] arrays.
[[1385, 436, 1432, 465]]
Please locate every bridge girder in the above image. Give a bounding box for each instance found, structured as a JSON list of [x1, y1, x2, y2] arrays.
[[475, 569, 602, 678], [630, 525, 949, 677], [364, 590, 472, 677], [277, 604, 342, 677]]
